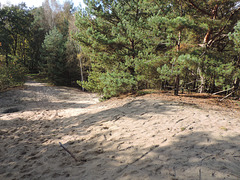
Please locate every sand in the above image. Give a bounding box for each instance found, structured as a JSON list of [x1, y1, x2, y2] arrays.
[[0, 79, 240, 180]]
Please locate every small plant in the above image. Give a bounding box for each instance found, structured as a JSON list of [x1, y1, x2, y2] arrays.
[[236, 101, 240, 107], [220, 126, 228, 131], [180, 127, 186, 131]]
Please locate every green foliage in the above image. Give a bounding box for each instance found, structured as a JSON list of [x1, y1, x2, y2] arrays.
[[41, 27, 68, 85], [75, 0, 167, 97], [229, 21, 240, 52], [79, 69, 104, 93], [100, 71, 137, 99], [228, 21, 240, 81], [34, 1, 79, 86], [79, 68, 137, 99], [0, 4, 33, 65], [27, 73, 49, 83], [0, 60, 26, 91], [74, 1, 240, 97], [28, 6, 49, 72], [3, 0, 240, 98], [65, 38, 81, 85], [0, 1, 80, 89], [158, 64, 172, 81]]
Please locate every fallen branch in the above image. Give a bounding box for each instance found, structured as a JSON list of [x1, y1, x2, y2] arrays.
[[59, 142, 78, 162], [176, 118, 186, 124], [220, 90, 236, 101], [213, 87, 234, 95]]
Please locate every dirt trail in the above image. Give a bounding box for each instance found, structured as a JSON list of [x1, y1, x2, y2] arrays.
[[0, 79, 240, 180]]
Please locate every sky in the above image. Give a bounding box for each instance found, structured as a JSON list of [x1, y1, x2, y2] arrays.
[[1, 0, 86, 8]]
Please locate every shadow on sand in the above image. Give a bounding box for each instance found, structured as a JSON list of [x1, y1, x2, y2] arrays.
[[0, 97, 240, 180]]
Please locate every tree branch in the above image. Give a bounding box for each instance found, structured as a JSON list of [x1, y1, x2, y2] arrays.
[[220, 90, 236, 101], [213, 87, 234, 95], [185, 0, 211, 16], [208, 7, 240, 47]]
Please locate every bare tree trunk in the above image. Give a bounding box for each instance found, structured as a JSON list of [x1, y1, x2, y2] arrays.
[[174, 1, 183, 96], [79, 57, 84, 91], [233, 77, 239, 95], [174, 31, 181, 96], [78, 46, 84, 91], [177, 31, 181, 51], [198, 68, 205, 93]]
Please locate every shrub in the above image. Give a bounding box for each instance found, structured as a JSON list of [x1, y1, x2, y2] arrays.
[[0, 62, 26, 91]]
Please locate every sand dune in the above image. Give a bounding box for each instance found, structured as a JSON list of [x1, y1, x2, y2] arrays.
[[0, 80, 240, 180]]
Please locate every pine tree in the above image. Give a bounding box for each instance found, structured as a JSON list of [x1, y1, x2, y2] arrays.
[[75, 0, 171, 98], [0, 4, 33, 66], [74, 0, 240, 97], [179, 0, 240, 93], [41, 27, 68, 85], [228, 21, 240, 93]]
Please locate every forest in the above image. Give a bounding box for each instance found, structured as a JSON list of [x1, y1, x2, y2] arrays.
[[1, 0, 240, 99]]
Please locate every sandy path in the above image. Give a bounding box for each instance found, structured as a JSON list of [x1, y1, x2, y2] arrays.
[[0, 79, 240, 180]]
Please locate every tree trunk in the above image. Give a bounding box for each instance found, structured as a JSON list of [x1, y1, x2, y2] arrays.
[[13, 35, 17, 56], [174, 30, 181, 96], [174, 74, 180, 96], [204, 29, 212, 44], [233, 78, 240, 97], [197, 67, 205, 93], [23, 39, 26, 66], [5, 53, 9, 67], [79, 56, 84, 91], [199, 74, 205, 93], [233, 77, 239, 91], [130, 39, 135, 59], [193, 78, 196, 91], [210, 76, 216, 93], [177, 31, 181, 51], [128, 38, 137, 92]]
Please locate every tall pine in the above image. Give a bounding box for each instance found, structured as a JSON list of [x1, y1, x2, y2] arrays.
[[76, 0, 169, 98], [41, 27, 68, 85]]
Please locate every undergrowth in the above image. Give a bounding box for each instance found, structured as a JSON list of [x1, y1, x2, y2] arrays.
[[0, 62, 27, 91]]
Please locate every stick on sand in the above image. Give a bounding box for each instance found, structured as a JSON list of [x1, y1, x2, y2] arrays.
[[59, 142, 78, 162]]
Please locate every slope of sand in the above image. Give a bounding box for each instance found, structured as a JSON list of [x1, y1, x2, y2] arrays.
[[0, 79, 240, 180]]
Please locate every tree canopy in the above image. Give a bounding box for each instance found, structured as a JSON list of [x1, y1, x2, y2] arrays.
[[0, 0, 80, 87], [74, 0, 240, 98]]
